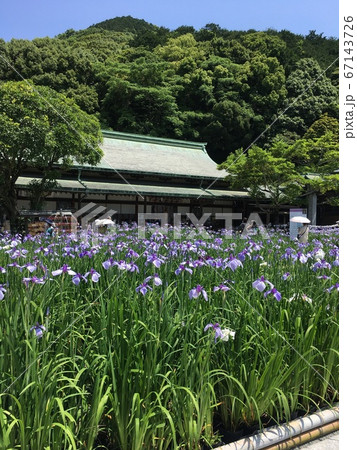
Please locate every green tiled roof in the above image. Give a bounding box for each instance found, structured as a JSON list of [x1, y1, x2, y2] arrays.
[[75, 130, 228, 180], [16, 177, 248, 200]]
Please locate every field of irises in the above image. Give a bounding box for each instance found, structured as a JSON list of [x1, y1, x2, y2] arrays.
[[0, 225, 339, 449]]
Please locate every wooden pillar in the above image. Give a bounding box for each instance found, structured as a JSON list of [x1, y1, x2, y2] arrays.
[[308, 193, 317, 225], [135, 196, 138, 217]]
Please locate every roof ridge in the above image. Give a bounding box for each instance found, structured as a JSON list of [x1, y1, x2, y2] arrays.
[[101, 130, 207, 151]]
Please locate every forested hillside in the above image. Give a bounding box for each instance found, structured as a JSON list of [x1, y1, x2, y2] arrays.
[[0, 16, 338, 163]]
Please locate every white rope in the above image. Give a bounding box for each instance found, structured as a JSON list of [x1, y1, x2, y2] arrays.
[[310, 224, 339, 229]]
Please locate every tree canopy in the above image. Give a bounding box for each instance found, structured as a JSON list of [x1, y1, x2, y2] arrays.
[[0, 17, 338, 163], [219, 114, 339, 212], [219, 142, 305, 218], [0, 80, 102, 228]]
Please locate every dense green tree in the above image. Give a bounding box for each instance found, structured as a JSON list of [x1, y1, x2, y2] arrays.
[[172, 26, 196, 37], [303, 30, 339, 72], [240, 32, 287, 59], [58, 28, 132, 62], [101, 79, 182, 136], [195, 23, 231, 41], [0, 38, 100, 114], [291, 114, 339, 205], [262, 29, 308, 75], [154, 33, 207, 64], [210, 37, 251, 64], [303, 112, 338, 139], [91, 15, 158, 34], [276, 58, 338, 136], [219, 143, 305, 221], [0, 81, 102, 229]]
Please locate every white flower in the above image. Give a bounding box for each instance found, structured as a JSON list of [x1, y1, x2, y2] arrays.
[[299, 254, 308, 264], [314, 249, 325, 261], [220, 328, 236, 341], [302, 294, 313, 304], [288, 293, 312, 304], [260, 262, 268, 267]]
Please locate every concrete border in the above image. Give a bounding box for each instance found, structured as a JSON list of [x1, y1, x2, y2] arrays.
[[215, 406, 339, 450]]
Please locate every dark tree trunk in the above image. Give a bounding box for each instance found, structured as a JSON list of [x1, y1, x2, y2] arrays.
[[1, 181, 20, 233]]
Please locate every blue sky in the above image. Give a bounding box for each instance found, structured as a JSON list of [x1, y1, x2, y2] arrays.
[[0, 0, 338, 41]]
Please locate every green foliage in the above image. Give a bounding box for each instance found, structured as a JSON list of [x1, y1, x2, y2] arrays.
[[0, 37, 100, 114], [219, 143, 304, 212], [220, 111, 338, 210], [0, 227, 339, 448], [102, 79, 182, 136], [0, 16, 339, 163], [278, 58, 338, 136], [28, 178, 59, 210], [294, 115, 339, 205], [304, 113, 339, 139], [91, 15, 159, 34], [0, 81, 102, 226], [303, 31, 339, 71]]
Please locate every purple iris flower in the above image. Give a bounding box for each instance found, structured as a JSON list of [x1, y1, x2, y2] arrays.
[[327, 283, 339, 293], [298, 253, 308, 264], [127, 263, 139, 273], [238, 250, 247, 262], [136, 282, 152, 296], [62, 247, 75, 258], [213, 284, 230, 292], [189, 285, 208, 301], [317, 275, 331, 280], [174, 263, 193, 276], [204, 323, 223, 342], [85, 269, 101, 282], [282, 247, 294, 259], [116, 260, 129, 271], [0, 266, 6, 274], [0, 285, 6, 300], [20, 262, 37, 273], [30, 323, 46, 338], [127, 249, 139, 258], [22, 276, 46, 287], [282, 272, 291, 281], [8, 248, 28, 259], [252, 276, 271, 292], [312, 260, 331, 272], [145, 274, 162, 286], [52, 264, 76, 277], [264, 287, 282, 301], [72, 273, 87, 285], [102, 258, 116, 270], [146, 254, 164, 268], [225, 256, 243, 271]]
